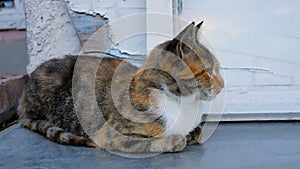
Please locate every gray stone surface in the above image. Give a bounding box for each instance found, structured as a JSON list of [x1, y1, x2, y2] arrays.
[[1, 122, 300, 169]]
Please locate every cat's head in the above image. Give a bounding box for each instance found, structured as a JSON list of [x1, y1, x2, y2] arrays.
[[145, 21, 224, 101]]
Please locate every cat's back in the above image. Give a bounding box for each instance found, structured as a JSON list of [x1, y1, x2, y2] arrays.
[[19, 55, 136, 135], [29, 55, 131, 91], [20, 55, 135, 120], [22, 56, 78, 114]]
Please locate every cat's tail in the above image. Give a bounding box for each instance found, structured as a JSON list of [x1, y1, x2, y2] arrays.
[[19, 118, 96, 147]]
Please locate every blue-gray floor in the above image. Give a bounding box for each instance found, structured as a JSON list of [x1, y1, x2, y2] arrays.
[[1, 122, 300, 169]]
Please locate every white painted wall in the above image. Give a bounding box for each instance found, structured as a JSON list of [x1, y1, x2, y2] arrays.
[[0, 0, 26, 29], [25, 0, 82, 73], [178, 0, 300, 87], [68, 0, 300, 87], [146, 0, 173, 55], [68, 0, 146, 55], [23, 0, 300, 120], [176, 0, 300, 120]]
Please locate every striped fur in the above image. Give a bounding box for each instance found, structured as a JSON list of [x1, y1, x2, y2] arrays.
[[20, 119, 96, 147], [18, 22, 224, 153]]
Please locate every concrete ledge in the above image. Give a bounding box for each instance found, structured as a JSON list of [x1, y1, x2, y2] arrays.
[[1, 122, 300, 169], [204, 85, 300, 122], [0, 74, 27, 126]]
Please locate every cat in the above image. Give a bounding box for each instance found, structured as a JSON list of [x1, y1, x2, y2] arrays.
[[18, 21, 224, 153]]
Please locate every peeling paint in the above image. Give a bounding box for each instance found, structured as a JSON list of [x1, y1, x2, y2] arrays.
[[68, 0, 146, 55], [222, 66, 295, 86], [218, 48, 300, 66], [110, 49, 145, 66], [70, 11, 108, 47], [70, 12, 106, 35], [221, 66, 293, 79]]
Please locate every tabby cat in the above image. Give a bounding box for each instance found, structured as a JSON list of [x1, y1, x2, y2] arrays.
[[18, 21, 224, 153]]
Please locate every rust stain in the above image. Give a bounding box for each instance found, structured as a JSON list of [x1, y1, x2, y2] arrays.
[[0, 74, 27, 114]]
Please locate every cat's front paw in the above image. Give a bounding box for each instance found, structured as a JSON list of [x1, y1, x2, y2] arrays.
[[186, 126, 202, 145], [165, 135, 187, 152], [150, 134, 187, 153]]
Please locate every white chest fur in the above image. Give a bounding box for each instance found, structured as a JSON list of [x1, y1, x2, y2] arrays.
[[154, 91, 204, 136]]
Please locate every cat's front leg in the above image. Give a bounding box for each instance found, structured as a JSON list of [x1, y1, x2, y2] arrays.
[[94, 123, 187, 153], [151, 134, 187, 153], [186, 126, 202, 145]]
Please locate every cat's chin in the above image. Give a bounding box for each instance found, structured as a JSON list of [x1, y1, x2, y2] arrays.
[[197, 91, 216, 102]]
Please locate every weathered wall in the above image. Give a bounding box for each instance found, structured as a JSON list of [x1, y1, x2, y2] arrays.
[[22, 0, 300, 120], [174, 0, 300, 120], [25, 0, 82, 73], [68, 0, 146, 55], [0, 0, 26, 30], [179, 0, 300, 87], [68, 0, 300, 87]]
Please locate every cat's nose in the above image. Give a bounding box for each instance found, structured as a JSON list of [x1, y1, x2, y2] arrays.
[[216, 76, 224, 89], [212, 75, 224, 94], [213, 87, 222, 95], [219, 78, 225, 89]]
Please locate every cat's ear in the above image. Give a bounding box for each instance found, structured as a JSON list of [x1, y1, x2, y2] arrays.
[[195, 21, 204, 37], [174, 22, 197, 59], [174, 22, 196, 46], [165, 22, 195, 57]]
